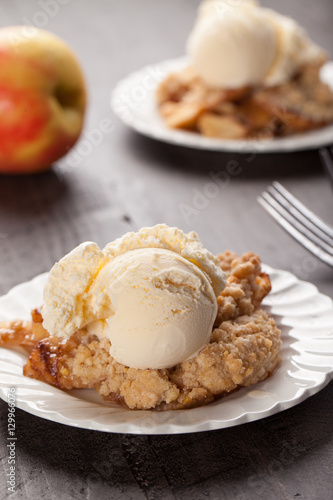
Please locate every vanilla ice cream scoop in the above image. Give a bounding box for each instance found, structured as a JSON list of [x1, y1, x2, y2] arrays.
[[42, 225, 226, 369], [187, 0, 326, 89], [263, 11, 325, 86], [187, 1, 277, 88], [87, 247, 218, 369]]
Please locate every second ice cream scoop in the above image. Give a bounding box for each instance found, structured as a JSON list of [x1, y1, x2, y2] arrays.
[[187, 0, 325, 89], [187, 1, 277, 88]]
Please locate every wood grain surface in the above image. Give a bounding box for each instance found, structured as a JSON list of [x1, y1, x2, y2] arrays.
[[0, 1, 332, 499]]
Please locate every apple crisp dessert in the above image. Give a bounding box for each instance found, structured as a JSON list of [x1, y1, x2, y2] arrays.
[[156, 61, 333, 140], [0, 251, 281, 411]]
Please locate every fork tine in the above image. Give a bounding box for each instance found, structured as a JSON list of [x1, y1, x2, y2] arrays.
[[260, 191, 333, 255], [258, 192, 333, 268], [271, 181, 333, 242]]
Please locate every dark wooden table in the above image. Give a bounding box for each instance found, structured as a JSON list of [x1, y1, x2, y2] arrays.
[[1, 1, 332, 498]]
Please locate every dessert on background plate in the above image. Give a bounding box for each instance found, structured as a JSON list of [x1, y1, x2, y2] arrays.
[[0, 224, 281, 411], [157, 0, 333, 139]]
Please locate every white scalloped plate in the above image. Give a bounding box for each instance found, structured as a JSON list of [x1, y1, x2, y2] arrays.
[[110, 57, 333, 153], [0, 267, 333, 435]]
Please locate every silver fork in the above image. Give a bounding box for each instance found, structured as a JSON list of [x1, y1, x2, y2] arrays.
[[258, 181, 333, 267], [319, 147, 333, 189]]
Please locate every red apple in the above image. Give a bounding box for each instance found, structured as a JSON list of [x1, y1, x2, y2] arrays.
[[0, 26, 86, 174]]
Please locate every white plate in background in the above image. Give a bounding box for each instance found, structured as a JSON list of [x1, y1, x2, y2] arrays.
[[111, 57, 333, 153]]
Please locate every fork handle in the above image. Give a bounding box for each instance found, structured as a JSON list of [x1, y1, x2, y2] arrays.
[[319, 147, 333, 188]]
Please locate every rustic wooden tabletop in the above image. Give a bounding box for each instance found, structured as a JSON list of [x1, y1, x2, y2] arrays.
[[0, 1, 332, 499]]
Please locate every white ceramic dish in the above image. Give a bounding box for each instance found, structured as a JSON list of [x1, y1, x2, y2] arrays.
[[0, 267, 333, 434], [111, 57, 333, 153]]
